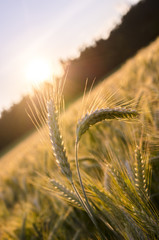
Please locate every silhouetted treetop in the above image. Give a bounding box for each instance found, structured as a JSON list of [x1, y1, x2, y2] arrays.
[[63, 0, 159, 99]]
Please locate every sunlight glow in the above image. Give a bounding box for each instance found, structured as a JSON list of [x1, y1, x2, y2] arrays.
[[25, 58, 52, 84]]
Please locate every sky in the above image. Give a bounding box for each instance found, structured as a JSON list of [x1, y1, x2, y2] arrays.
[[0, 0, 140, 114]]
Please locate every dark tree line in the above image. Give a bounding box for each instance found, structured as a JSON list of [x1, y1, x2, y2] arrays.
[[0, 96, 34, 153], [1, 0, 159, 152], [0, 82, 54, 153], [63, 0, 159, 100]]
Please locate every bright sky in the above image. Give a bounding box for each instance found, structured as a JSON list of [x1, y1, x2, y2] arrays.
[[0, 0, 140, 113]]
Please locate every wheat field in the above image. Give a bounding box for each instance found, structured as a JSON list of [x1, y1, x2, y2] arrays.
[[0, 37, 159, 239]]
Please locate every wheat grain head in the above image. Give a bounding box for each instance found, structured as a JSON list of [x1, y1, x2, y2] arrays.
[[50, 179, 81, 207], [76, 107, 139, 142], [47, 99, 72, 182]]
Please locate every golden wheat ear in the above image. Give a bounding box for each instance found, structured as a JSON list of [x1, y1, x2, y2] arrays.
[[134, 145, 149, 198], [50, 179, 81, 207], [47, 99, 72, 182], [76, 107, 139, 142]]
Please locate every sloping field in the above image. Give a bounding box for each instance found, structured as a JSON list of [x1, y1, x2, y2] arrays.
[[1, 36, 159, 176], [0, 37, 159, 239], [0, 131, 38, 177]]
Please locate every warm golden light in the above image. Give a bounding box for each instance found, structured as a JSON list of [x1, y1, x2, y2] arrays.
[[25, 58, 52, 84]]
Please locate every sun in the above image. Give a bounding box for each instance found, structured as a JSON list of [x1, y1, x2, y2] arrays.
[[25, 58, 52, 84]]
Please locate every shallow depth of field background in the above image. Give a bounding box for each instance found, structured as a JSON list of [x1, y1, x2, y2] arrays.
[[0, 0, 159, 239]]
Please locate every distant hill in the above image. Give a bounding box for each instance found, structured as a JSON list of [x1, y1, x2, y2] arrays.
[[63, 0, 159, 100]]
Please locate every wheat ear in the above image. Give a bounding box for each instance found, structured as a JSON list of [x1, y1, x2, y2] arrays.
[[76, 107, 139, 142], [50, 179, 81, 207], [134, 145, 148, 198], [47, 99, 72, 182]]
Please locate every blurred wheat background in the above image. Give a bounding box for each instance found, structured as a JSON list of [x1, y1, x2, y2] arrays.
[[0, 36, 159, 239]]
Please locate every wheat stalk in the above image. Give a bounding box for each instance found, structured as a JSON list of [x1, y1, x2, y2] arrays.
[[47, 99, 72, 182], [74, 106, 139, 240], [76, 107, 139, 142], [47, 99, 102, 235]]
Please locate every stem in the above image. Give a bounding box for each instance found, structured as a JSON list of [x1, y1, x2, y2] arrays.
[[71, 181, 94, 220], [75, 139, 105, 240], [71, 181, 106, 240], [75, 140, 94, 215]]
